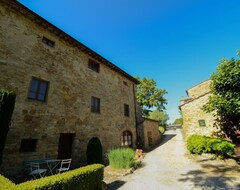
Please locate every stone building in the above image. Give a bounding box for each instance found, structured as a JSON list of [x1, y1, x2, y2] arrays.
[[135, 104, 162, 150], [179, 80, 216, 139], [142, 118, 161, 149], [0, 0, 140, 175]]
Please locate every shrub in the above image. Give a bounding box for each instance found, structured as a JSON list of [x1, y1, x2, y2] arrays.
[[0, 174, 15, 190], [87, 137, 103, 164], [108, 148, 135, 169], [15, 164, 104, 190], [206, 138, 236, 158], [187, 134, 208, 154], [187, 134, 236, 158], [159, 126, 165, 134]]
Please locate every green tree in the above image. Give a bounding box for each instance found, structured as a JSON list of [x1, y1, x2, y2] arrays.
[[203, 58, 240, 144], [172, 110, 183, 125], [173, 118, 183, 125], [148, 110, 169, 127], [86, 137, 103, 164], [0, 90, 16, 165], [136, 77, 167, 117]]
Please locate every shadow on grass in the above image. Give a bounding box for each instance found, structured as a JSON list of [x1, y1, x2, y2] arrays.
[[178, 164, 240, 189], [107, 180, 126, 190]]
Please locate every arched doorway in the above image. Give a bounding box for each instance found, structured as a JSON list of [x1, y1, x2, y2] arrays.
[[121, 131, 133, 147]]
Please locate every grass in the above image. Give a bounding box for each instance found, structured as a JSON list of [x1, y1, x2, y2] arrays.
[[107, 148, 135, 169]]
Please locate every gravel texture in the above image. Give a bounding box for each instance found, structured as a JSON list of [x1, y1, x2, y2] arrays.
[[107, 127, 240, 190]]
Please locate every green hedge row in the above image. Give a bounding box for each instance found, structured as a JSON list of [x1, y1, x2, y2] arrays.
[[187, 134, 236, 158], [0, 164, 104, 190], [0, 174, 16, 190]]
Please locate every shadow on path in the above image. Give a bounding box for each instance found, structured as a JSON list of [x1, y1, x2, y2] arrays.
[[107, 180, 126, 190], [178, 164, 240, 189], [159, 134, 177, 147], [143, 134, 176, 153]]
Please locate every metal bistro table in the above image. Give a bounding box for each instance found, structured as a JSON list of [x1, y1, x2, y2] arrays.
[[44, 159, 61, 175], [24, 158, 61, 176]]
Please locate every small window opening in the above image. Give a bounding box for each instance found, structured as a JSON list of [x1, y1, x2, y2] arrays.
[[198, 120, 206, 127], [91, 96, 100, 113], [124, 104, 130, 117], [88, 59, 100, 73], [20, 139, 37, 152], [42, 36, 55, 47]]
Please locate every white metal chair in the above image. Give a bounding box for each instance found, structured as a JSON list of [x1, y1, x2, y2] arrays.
[[29, 163, 47, 179], [56, 159, 72, 174]]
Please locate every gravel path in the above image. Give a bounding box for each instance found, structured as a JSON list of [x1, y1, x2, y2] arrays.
[[108, 127, 240, 190]]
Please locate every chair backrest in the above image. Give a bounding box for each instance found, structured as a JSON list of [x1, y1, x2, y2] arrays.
[[60, 159, 72, 170], [30, 163, 40, 172]]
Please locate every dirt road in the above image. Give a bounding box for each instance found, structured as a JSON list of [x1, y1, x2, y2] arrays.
[[108, 127, 240, 190]]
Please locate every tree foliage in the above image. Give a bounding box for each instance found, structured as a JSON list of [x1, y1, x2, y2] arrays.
[[0, 90, 16, 165], [203, 58, 240, 144], [173, 118, 183, 125], [136, 77, 167, 117], [148, 109, 169, 127]]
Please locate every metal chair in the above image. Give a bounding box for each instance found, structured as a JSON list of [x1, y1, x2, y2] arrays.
[[56, 159, 72, 174], [29, 163, 47, 179]]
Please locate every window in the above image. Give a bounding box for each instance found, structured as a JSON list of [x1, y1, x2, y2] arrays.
[[28, 77, 49, 102], [88, 59, 100, 73], [42, 36, 55, 47], [91, 97, 100, 113], [121, 131, 132, 147], [20, 139, 37, 152], [198, 119, 206, 127], [123, 81, 128, 86], [124, 104, 130, 117]]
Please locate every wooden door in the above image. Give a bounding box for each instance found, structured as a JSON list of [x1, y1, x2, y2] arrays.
[[57, 133, 75, 159]]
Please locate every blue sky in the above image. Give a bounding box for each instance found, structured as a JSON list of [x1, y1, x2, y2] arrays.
[[18, 0, 240, 123]]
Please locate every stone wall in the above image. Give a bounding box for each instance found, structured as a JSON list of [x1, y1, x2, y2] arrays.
[[187, 80, 212, 98], [142, 119, 161, 149], [0, 1, 137, 175], [135, 103, 145, 149], [180, 80, 216, 139]]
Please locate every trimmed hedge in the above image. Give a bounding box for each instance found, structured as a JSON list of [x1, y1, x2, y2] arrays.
[[0, 164, 104, 190], [187, 134, 236, 158], [0, 174, 16, 190]]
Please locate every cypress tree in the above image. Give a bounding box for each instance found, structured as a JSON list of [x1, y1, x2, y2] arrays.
[[0, 90, 16, 165]]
